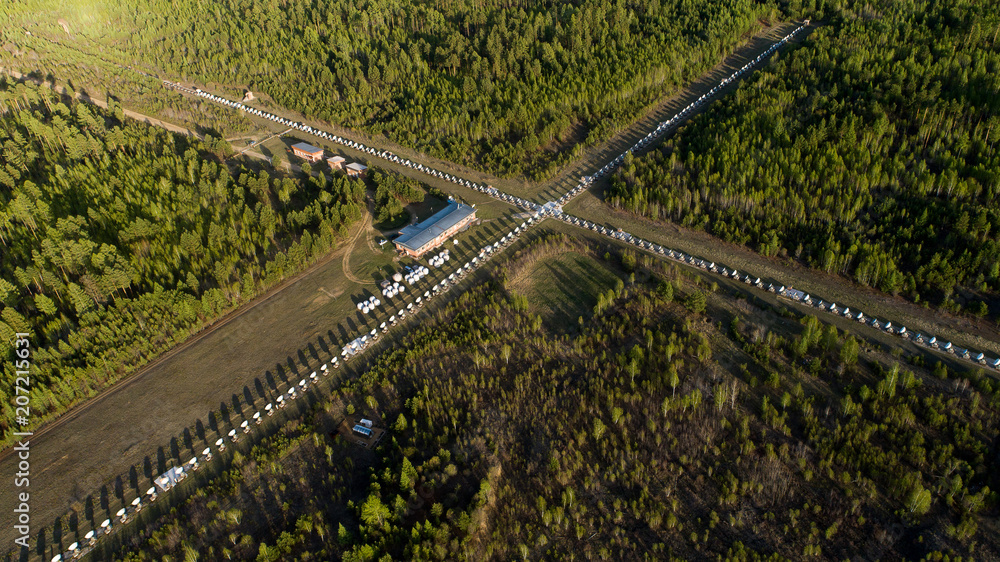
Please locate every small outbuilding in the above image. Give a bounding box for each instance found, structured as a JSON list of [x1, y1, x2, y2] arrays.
[[346, 162, 368, 178]]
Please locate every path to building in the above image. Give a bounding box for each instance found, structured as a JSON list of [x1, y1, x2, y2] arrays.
[[342, 211, 379, 286]]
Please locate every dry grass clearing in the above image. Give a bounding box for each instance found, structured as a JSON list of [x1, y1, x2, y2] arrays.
[[510, 252, 620, 331]]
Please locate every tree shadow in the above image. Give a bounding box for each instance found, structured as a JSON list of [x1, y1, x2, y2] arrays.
[[274, 363, 288, 384], [306, 342, 321, 365], [99, 485, 110, 514], [265, 370, 279, 392], [244, 386, 256, 408], [219, 402, 231, 427], [169, 438, 181, 465], [34, 527, 45, 558], [231, 393, 244, 417], [129, 466, 139, 495], [254, 377, 267, 401], [285, 356, 300, 377], [84, 496, 95, 526], [52, 516, 63, 551], [196, 124, 225, 139], [114, 476, 125, 504], [182, 428, 194, 455], [332, 326, 348, 344], [208, 412, 220, 436]]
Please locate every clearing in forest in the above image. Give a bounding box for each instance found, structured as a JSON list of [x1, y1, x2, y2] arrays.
[[511, 252, 620, 330]]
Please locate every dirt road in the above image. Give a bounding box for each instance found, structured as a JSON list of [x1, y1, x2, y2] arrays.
[[1, 68, 201, 138]]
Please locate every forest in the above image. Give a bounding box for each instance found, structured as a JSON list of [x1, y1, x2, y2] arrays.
[[606, 0, 1000, 315], [108, 233, 999, 560], [370, 169, 425, 229], [4, 0, 779, 180], [0, 79, 367, 447]]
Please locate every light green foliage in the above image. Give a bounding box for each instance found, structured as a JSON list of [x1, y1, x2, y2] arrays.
[[360, 494, 391, 527], [6, 0, 771, 180], [608, 0, 1000, 308], [371, 170, 424, 227], [685, 290, 706, 314], [0, 81, 362, 445]]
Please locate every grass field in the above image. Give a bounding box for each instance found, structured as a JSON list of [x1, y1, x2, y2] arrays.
[[510, 252, 621, 331]]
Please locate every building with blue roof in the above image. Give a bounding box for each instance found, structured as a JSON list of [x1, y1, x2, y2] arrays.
[[393, 200, 476, 257]]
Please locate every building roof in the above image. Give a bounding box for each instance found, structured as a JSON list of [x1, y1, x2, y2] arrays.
[[327, 156, 346, 163], [346, 162, 368, 171], [395, 201, 475, 253], [292, 142, 323, 155]]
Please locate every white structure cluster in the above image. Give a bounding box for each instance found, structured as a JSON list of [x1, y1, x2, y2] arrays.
[[405, 265, 430, 284], [428, 250, 451, 268], [119, 28, 995, 559], [165, 23, 809, 226], [88, 26, 808, 562], [357, 295, 382, 315], [380, 281, 406, 299], [62, 369, 298, 559]]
